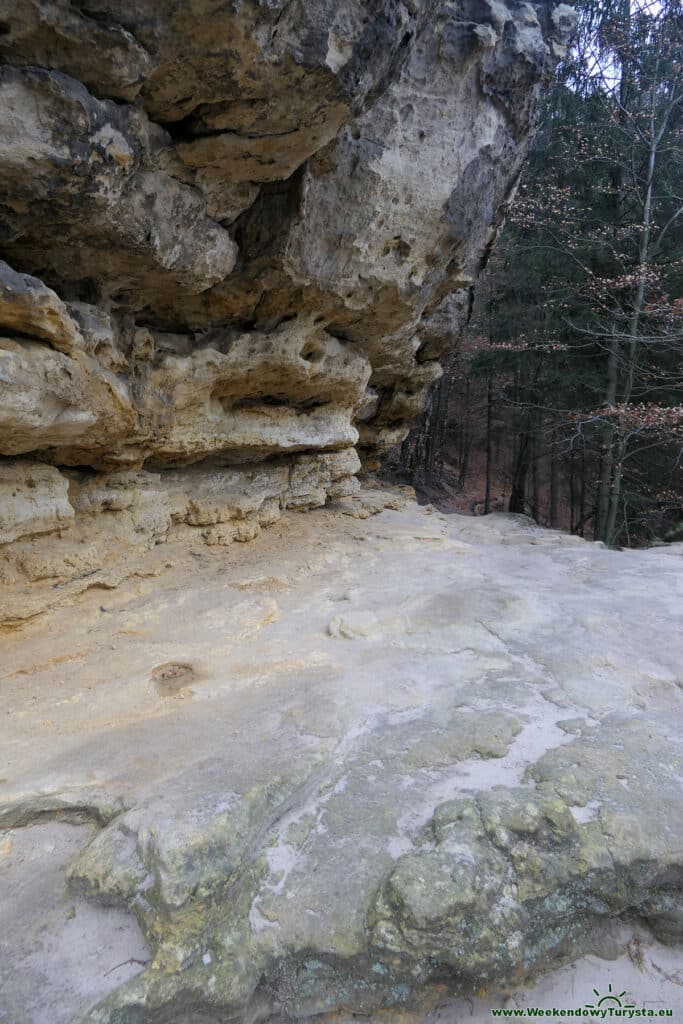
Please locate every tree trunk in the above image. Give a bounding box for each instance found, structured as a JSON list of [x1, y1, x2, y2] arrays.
[[457, 379, 471, 488], [509, 432, 530, 514], [596, 333, 619, 540], [579, 447, 586, 537], [549, 449, 559, 528], [484, 368, 493, 514], [531, 416, 540, 522], [604, 432, 627, 547]]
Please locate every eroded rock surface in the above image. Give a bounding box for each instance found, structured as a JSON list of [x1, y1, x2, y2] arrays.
[[0, 0, 575, 622], [1, 498, 682, 1022]]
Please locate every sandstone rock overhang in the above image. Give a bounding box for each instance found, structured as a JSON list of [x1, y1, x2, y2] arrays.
[[0, 0, 576, 623]]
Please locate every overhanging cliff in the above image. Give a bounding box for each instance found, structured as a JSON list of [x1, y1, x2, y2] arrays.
[[0, 0, 574, 623]]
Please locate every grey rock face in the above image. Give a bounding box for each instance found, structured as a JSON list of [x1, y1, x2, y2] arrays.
[[0, 1, 574, 622]]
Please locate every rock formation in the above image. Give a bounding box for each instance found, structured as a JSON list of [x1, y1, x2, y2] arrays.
[[0, 0, 575, 624], [12, 7, 679, 1024]]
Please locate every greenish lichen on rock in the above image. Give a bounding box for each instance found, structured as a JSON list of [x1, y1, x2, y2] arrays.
[[69, 706, 683, 1023]]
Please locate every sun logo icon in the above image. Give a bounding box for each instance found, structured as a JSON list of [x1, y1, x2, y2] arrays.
[[584, 984, 635, 1011]]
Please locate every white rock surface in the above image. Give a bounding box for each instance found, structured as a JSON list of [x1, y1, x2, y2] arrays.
[[1, 496, 681, 1023]]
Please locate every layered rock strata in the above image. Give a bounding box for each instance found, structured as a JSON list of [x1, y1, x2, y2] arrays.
[[0, 0, 574, 622]]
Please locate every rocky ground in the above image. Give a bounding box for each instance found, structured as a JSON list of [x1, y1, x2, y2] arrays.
[[1, 491, 682, 1023]]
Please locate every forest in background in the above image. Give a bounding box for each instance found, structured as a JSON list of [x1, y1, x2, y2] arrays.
[[396, 0, 683, 547]]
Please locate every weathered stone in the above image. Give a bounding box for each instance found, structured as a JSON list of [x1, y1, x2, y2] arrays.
[[0, 306, 369, 473], [1, 500, 681, 1022], [0, 67, 237, 302], [0, 0, 153, 102], [0, 336, 140, 463], [0, 260, 83, 354], [0, 449, 360, 624], [0, 460, 73, 545], [0, 1, 574, 574]]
